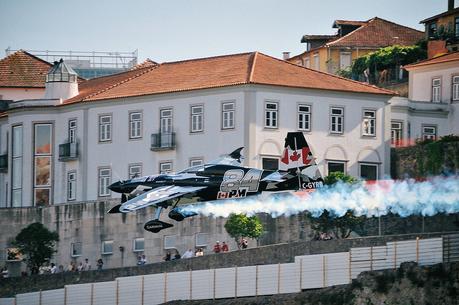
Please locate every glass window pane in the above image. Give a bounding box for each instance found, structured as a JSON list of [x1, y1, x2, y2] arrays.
[[35, 157, 51, 186], [12, 126, 23, 157], [360, 164, 377, 180], [35, 188, 50, 206], [35, 124, 52, 155], [328, 162, 345, 174]]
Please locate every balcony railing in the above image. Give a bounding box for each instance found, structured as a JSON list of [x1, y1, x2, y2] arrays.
[[151, 132, 176, 151], [0, 154, 7, 172], [59, 142, 79, 161]]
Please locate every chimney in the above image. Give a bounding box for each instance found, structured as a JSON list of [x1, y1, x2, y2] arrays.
[[282, 52, 290, 60], [448, 0, 454, 11]]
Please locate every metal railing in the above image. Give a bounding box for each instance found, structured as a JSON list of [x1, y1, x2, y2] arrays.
[[151, 132, 176, 151], [58, 143, 78, 161]]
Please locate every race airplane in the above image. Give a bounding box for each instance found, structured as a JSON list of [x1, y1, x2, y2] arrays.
[[108, 132, 324, 233]]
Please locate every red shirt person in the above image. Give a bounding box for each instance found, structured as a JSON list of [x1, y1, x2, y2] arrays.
[[221, 241, 229, 252], [213, 241, 221, 253]]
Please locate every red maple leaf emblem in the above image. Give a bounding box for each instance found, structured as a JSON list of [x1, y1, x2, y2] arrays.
[[290, 151, 301, 161]]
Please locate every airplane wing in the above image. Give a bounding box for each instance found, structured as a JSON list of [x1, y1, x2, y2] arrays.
[[119, 185, 206, 212]]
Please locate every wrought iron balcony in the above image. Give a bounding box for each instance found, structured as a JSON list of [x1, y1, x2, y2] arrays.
[[59, 142, 79, 161], [151, 132, 176, 151], [0, 154, 7, 172]]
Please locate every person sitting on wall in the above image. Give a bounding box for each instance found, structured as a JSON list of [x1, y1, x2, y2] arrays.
[[172, 250, 181, 260], [137, 255, 143, 265], [163, 251, 171, 261], [181, 249, 194, 259], [195, 248, 204, 257], [141, 254, 147, 265], [213, 241, 221, 253], [97, 258, 104, 270], [221, 241, 229, 252], [240, 238, 248, 249]]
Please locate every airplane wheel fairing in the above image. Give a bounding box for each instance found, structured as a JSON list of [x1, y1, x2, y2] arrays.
[[144, 220, 173, 233], [107, 204, 122, 213], [168, 208, 198, 221]]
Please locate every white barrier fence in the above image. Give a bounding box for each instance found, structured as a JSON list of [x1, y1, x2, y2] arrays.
[[1, 237, 446, 305]]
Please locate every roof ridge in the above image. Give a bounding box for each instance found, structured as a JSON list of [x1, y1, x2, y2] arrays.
[[160, 51, 254, 66], [404, 51, 459, 69], [248, 52, 258, 82], [369, 16, 424, 34], [257, 52, 396, 95], [79, 64, 160, 102], [326, 17, 373, 47], [1, 49, 53, 67]]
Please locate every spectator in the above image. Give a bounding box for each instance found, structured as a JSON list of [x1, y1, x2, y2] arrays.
[[1, 266, 9, 278], [50, 263, 57, 274], [97, 258, 104, 270], [181, 249, 194, 259], [195, 248, 204, 257], [240, 238, 248, 249], [163, 251, 171, 261], [84, 258, 91, 270], [213, 241, 221, 253], [221, 241, 229, 252], [77, 262, 84, 272], [141, 254, 147, 265], [137, 255, 143, 265], [58, 265, 64, 273], [173, 250, 181, 260]]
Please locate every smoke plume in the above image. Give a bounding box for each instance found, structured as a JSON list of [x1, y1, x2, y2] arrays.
[[180, 176, 459, 218]]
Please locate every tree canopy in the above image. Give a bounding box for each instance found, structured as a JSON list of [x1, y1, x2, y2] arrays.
[[12, 222, 59, 274], [224, 214, 263, 248]]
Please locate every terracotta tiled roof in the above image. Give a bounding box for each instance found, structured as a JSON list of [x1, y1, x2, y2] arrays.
[[404, 51, 459, 69], [0, 50, 52, 88], [64, 52, 394, 104], [131, 59, 158, 70], [332, 20, 367, 28], [326, 17, 424, 48]]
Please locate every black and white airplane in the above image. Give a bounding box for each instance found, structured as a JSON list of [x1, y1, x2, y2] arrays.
[[108, 132, 324, 233]]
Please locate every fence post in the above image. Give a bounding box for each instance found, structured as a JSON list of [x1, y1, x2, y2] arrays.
[[141, 276, 145, 305], [349, 251, 352, 282], [189, 270, 192, 300], [394, 241, 397, 270], [234, 266, 238, 298], [164, 272, 168, 303], [39, 290, 42, 305], [91, 283, 94, 305], [416, 237, 420, 264], [213, 269, 216, 300], [322, 256, 326, 288], [370, 246, 373, 271], [64, 286, 67, 305], [299, 258, 303, 290], [255, 265, 259, 297], [277, 263, 281, 294], [116, 279, 119, 305]]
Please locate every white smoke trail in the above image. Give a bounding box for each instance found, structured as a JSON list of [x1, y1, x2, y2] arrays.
[[180, 176, 459, 218]]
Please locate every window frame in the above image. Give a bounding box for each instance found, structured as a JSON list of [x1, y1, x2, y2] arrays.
[[359, 162, 379, 181], [129, 111, 143, 140], [391, 121, 403, 147], [361, 109, 376, 137], [133, 238, 145, 252], [195, 233, 209, 248], [128, 163, 142, 179], [261, 157, 279, 171], [98, 167, 111, 197], [189, 158, 204, 167], [68, 119, 77, 144], [329, 106, 344, 134], [164, 235, 178, 250], [159, 162, 173, 174], [71, 242, 82, 258], [313, 53, 320, 70], [264, 101, 279, 129], [431, 77, 442, 103], [67, 171, 76, 201], [98, 114, 112, 143], [11, 124, 23, 207], [221, 101, 235, 130], [452, 75, 459, 101], [190, 105, 204, 133], [101, 240, 114, 255], [422, 125, 437, 141], [327, 160, 346, 175], [297, 104, 311, 132]]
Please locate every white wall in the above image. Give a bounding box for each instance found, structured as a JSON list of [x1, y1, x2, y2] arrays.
[[0, 88, 44, 101]]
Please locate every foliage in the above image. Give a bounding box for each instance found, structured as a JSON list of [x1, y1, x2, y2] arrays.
[[350, 44, 427, 77], [324, 172, 358, 186], [374, 273, 395, 293], [310, 209, 365, 239], [439, 134, 459, 143], [224, 214, 263, 247], [12, 222, 59, 274], [336, 67, 352, 79]]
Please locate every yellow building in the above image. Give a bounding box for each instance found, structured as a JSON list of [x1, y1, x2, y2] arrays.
[[288, 17, 424, 75]]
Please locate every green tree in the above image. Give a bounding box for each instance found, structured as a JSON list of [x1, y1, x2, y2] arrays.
[[12, 222, 59, 274], [310, 173, 365, 239], [224, 214, 263, 248]]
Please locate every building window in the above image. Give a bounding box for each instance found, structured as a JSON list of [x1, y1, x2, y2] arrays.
[[327, 161, 345, 175], [133, 238, 145, 252], [298, 104, 311, 131], [313, 53, 320, 70], [34, 123, 53, 207], [164, 235, 178, 249], [68, 119, 77, 143], [195, 233, 209, 248], [432, 78, 441, 102], [391, 121, 403, 147], [128, 164, 142, 178], [362, 110, 376, 137], [67, 171, 76, 201], [159, 162, 172, 174], [304, 58, 310, 68], [428, 22, 437, 38], [129, 112, 142, 139], [456, 17, 459, 38], [189, 158, 203, 167], [222, 102, 235, 130], [190, 105, 204, 133], [330, 107, 344, 134], [264, 102, 278, 128], [160, 108, 173, 133], [262, 157, 279, 170], [360, 163, 378, 180], [102, 240, 114, 255], [98, 167, 111, 196], [11, 125, 23, 207], [452, 76, 459, 101], [99, 115, 112, 142], [71, 242, 82, 257], [339, 52, 352, 70], [422, 125, 437, 141]]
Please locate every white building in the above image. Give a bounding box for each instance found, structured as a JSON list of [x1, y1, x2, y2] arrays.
[[391, 51, 459, 146], [0, 51, 394, 208]]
